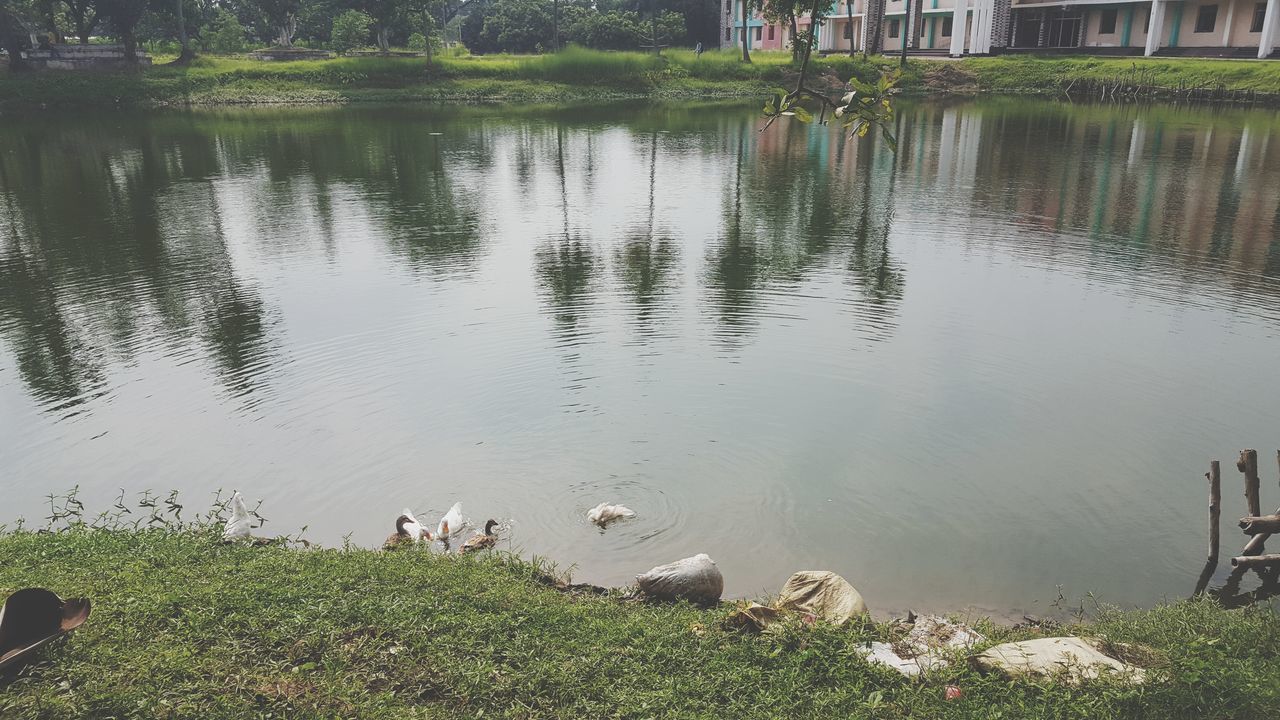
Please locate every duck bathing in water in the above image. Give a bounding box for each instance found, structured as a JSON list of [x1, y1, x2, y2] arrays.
[[587, 502, 635, 528], [460, 519, 500, 554]]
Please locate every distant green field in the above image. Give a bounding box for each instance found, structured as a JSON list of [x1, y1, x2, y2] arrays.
[[1, 47, 1278, 109]]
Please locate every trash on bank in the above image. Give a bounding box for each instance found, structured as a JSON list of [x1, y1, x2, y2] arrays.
[[970, 636, 1147, 685], [636, 553, 723, 604], [776, 571, 867, 625], [860, 615, 986, 677]]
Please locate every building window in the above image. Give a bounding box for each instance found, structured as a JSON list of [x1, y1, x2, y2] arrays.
[[1194, 4, 1217, 31], [1099, 8, 1118, 33], [942, 15, 953, 36], [921, 18, 928, 36], [755, 26, 762, 40], [889, 18, 901, 37], [1252, 2, 1267, 31], [725, 27, 731, 41], [768, 25, 775, 39]]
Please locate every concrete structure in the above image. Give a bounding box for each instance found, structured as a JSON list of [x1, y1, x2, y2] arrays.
[[23, 44, 151, 69], [718, 0, 1279, 57]]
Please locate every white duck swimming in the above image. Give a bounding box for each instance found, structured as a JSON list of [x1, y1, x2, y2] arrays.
[[587, 502, 635, 528], [222, 491, 254, 542], [436, 502, 465, 550], [384, 509, 433, 550]]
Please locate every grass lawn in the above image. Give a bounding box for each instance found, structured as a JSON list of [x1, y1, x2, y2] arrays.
[[0, 524, 1277, 718], [3, 47, 1278, 110]]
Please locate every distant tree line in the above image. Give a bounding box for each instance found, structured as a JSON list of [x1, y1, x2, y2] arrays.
[[460, 0, 715, 54], [0, 0, 718, 69]]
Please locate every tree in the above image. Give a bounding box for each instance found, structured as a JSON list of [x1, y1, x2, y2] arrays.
[[564, 10, 644, 49], [458, 0, 492, 51], [760, 0, 899, 149], [757, 0, 805, 60], [172, 0, 196, 63], [1, 0, 39, 71], [98, 0, 151, 61], [63, 0, 99, 44], [330, 8, 370, 52], [257, 0, 302, 46], [361, 0, 426, 52], [201, 7, 247, 53]]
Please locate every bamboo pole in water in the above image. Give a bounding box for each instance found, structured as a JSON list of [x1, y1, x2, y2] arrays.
[[1208, 461, 1221, 564], [1231, 554, 1280, 570], [1240, 449, 1260, 518]]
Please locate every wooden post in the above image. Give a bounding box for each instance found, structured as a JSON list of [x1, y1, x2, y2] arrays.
[[1208, 461, 1221, 564], [1240, 449, 1260, 518], [1239, 515, 1280, 535], [1241, 517, 1277, 556], [1230, 553, 1280, 570]]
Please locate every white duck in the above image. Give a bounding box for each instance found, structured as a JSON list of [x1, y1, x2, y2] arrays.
[[384, 509, 433, 550], [587, 502, 635, 528], [222, 491, 254, 542], [436, 502, 465, 550]]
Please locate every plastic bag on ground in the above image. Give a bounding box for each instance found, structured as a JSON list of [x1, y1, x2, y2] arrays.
[[636, 553, 723, 604], [970, 637, 1147, 685], [860, 615, 986, 677], [723, 602, 782, 632], [776, 571, 867, 625]]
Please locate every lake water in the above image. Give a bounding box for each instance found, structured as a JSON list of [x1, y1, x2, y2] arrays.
[[2, 98, 1278, 617]]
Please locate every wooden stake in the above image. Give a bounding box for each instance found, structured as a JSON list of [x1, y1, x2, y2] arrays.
[[1241, 507, 1279, 556], [1239, 515, 1280, 535], [1230, 554, 1280, 570], [1208, 461, 1221, 564], [1239, 449, 1260, 518]]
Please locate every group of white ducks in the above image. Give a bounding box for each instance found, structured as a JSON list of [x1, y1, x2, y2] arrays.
[[222, 491, 638, 553]]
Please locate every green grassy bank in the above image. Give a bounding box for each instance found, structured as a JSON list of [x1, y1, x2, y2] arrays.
[[3, 48, 1280, 110], [1, 526, 1278, 718]]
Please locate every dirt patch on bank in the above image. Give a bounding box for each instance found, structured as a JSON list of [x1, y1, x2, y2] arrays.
[[923, 62, 979, 93]]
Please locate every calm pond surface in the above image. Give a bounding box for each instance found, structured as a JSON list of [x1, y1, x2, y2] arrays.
[[2, 98, 1279, 616]]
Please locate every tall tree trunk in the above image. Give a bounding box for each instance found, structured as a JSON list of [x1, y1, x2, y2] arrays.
[[2, 32, 29, 71], [899, 0, 909, 67], [739, 0, 750, 62], [172, 0, 195, 65], [377, 27, 390, 53], [846, 0, 854, 56], [789, 15, 798, 60], [276, 15, 295, 48], [123, 29, 138, 63]]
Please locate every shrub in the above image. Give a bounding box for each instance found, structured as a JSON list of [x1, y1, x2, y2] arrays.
[[331, 10, 373, 54], [407, 32, 427, 51]]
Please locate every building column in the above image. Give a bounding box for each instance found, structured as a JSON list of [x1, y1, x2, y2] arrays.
[[1220, 0, 1235, 46], [1260, 0, 1280, 58], [950, 0, 968, 54], [972, 0, 987, 53], [981, 0, 995, 52], [1144, 0, 1166, 56]]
